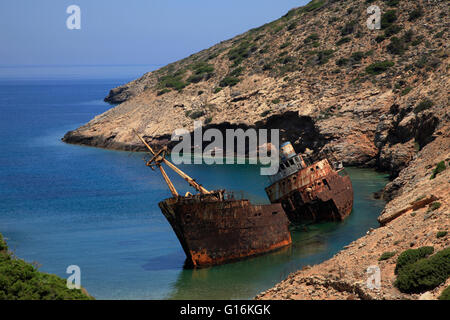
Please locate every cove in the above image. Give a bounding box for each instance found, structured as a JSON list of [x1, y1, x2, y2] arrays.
[[0, 78, 389, 300]]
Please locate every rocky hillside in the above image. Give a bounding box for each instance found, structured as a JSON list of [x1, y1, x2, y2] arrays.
[[63, 0, 448, 178], [62, 0, 449, 300]]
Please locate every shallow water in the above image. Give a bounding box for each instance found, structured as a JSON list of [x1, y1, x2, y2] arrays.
[[0, 79, 389, 299]]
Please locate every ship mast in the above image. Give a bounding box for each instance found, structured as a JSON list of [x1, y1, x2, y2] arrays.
[[133, 129, 210, 195]]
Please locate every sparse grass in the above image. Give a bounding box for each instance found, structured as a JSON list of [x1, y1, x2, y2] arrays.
[[280, 42, 291, 49], [336, 37, 351, 46], [381, 10, 397, 29], [341, 20, 357, 36], [409, 7, 424, 22], [387, 37, 406, 55], [384, 24, 402, 38], [260, 110, 272, 117], [219, 76, 240, 87], [365, 61, 394, 75], [379, 251, 396, 261], [316, 50, 334, 65], [400, 87, 412, 96], [304, 33, 319, 44], [186, 110, 205, 119], [428, 202, 441, 212], [430, 161, 446, 179], [436, 231, 448, 239], [157, 88, 170, 96], [414, 99, 433, 114], [228, 41, 256, 66]]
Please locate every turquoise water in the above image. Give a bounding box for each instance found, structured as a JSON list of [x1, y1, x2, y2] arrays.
[[0, 78, 389, 300]]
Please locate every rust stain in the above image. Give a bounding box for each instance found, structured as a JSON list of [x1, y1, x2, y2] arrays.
[[159, 191, 292, 268], [266, 158, 354, 223]]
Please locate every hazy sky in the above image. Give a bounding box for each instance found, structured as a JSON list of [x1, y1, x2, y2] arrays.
[[1, 0, 307, 68]]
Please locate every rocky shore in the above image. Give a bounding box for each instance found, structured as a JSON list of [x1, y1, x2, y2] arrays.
[[256, 132, 449, 300]]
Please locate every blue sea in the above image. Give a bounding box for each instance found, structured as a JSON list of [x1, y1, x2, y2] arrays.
[[0, 72, 389, 300]]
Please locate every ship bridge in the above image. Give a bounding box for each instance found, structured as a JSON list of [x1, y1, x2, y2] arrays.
[[269, 142, 307, 185]]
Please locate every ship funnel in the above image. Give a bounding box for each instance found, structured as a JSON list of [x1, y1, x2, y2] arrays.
[[280, 142, 296, 161]]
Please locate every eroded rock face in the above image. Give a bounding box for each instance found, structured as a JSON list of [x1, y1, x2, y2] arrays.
[[62, 1, 448, 174], [60, 0, 449, 299]]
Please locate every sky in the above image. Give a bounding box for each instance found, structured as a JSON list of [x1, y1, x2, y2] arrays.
[[0, 0, 308, 78]]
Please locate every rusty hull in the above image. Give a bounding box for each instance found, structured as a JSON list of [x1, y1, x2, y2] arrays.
[[158, 193, 292, 267], [265, 159, 353, 224]]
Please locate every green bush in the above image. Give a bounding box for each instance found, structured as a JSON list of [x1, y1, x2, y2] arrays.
[[341, 21, 357, 36], [394, 247, 450, 294], [429, 202, 441, 211], [387, 37, 406, 55], [439, 286, 450, 300], [436, 231, 448, 239], [204, 116, 213, 125], [279, 42, 291, 49], [213, 87, 222, 94], [219, 76, 240, 87], [187, 62, 214, 83], [157, 88, 171, 96], [350, 52, 364, 63], [228, 41, 256, 66], [229, 67, 243, 77], [0, 234, 6, 252], [316, 50, 334, 65], [430, 161, 446, 179], [0, 234, 92, 300], [260, 110, 272, 117], [414, 99, 433, 114], [395, 246, 434, 274], [304, 33, 319, 44], [409, 7, 424, 22], [381, 10, 397, 29], [336, 37, 351, 46], [384, 24, 402, 38], [187, 110, 205, 119], [365, 60, 394, 75], [384, 0, 400, 7], [158, 71, 188, 91], [271, 98, 280, 104], [375, 35, 386, 43], [379, 251, 396, 261], [336, 58, 349, 67], [400, 87, 412, 96]]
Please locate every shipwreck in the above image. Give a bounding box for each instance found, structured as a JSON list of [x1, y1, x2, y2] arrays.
[[265, 142, 354, 224], [133, 131, 292, 268]]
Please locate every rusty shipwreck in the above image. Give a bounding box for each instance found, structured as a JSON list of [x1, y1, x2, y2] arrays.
[[265, 142, 353, 224], [133, 131, 292, 268]]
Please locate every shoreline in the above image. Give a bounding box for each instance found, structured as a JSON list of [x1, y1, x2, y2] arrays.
[[256, 133, 449, 300]]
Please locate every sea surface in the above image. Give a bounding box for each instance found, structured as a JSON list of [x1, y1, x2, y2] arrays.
[[0, 76, 389, 300]]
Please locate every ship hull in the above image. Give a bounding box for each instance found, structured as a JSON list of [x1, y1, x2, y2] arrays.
[[158, 195, 292, 267], [265, 159, 353, 224]]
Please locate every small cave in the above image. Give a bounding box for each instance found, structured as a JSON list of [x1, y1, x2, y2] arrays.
[[149, 111, 328, 159]]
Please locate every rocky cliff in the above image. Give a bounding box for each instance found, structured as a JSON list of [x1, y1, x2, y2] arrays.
[[62, 0, 449, 299]]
